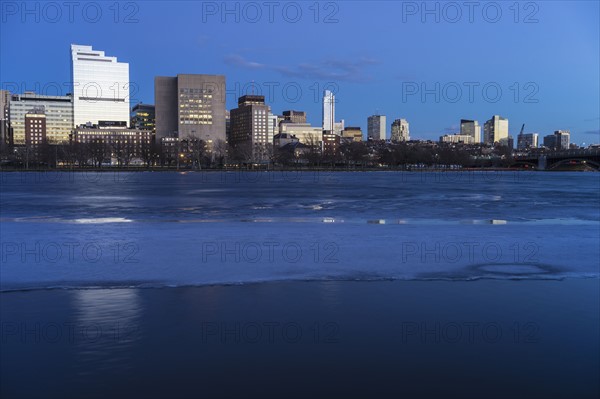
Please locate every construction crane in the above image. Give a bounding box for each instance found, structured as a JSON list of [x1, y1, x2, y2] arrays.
[[519, 124, 525, 136]]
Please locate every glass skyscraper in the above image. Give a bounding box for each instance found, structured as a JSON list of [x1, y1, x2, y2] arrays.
[[322, 90, 335, 132], [71, 44, 130, 128]]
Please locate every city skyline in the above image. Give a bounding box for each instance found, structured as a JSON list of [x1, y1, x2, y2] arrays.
[[1, 2, 598, 145]]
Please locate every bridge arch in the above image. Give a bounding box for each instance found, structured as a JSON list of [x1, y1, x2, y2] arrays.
[[547, 158, 600, 170]]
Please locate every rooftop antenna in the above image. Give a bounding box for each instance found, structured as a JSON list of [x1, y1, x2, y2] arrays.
[[251, 80, 255, 95]]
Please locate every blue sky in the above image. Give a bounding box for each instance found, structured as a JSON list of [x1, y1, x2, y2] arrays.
[[1, 1, 599, 144]]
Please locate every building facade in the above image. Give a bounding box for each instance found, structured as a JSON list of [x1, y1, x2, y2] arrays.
[[72, 125, 153, 163], [460, 119, 481, 143], [155, 74, 226, 145], [71, 44, 130, 127], [24, 110, 47, 147], [543, 130, 570, 150], [440, 134, 474, 144], [9, 92, 73, 144], [282, 110, 306, 124], [483, 115, 509, 145], [279, 122, 323, 145], [131, 103, 156, 132], [341, 127, 363, 142], [517, 133, 539, 150], [0, 90, 12, 150], [391, 118, 410, 142], [229, 95, 272, 162], [368, 115, 386, 141]]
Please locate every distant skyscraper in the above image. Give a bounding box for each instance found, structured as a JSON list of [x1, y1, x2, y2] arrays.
[[71, 44, 130, 127], [322, 90, 335, 132], [517, 132, 539, 150], [483, 115, 508, 145], [368, 115, 386, 141], [460, 119, 481, 143], [154, 74, 226, 143], [391, 118, 409, 142]]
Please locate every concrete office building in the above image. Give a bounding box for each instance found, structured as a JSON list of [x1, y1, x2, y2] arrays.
[[483, 115, 509, 145], [391, 118, 410, 142], [9, 92, 73, 144], [460, 119, 480, 143], [155, 74, 226, 145], [71, 44, 130, 127], [368, 115, 386, 141]]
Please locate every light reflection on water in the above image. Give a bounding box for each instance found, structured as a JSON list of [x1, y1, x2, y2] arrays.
[[72, 289, 142, 375]]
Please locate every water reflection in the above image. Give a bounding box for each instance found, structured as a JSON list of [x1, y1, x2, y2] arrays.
[[318, 281, 343, 310], [72, 289, 142, 375]]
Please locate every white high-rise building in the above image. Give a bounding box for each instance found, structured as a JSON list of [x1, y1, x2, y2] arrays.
[[391, 118, 410, 142], [368, 115, 386, 141], [460, 119, 481, 144], [322, 90, 335, 132], [71, 44, 130, 128]]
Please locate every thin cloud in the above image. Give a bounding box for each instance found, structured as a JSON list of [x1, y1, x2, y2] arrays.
[[441, 125, 460, 134], [224, 54, 266, 69], [583, 129, 600, 135], [224, 54, 380, 83]]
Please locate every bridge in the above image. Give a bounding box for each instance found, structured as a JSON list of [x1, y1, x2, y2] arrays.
[[512, 148, 600, 170]]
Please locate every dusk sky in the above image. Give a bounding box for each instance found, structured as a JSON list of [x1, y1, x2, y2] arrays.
[[1, 1, 599, 144]]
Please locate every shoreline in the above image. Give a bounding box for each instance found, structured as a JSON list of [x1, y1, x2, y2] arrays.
[[0, 167, 595, 173]]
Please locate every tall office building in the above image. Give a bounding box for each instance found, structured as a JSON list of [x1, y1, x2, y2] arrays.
[[483, 115, 508, 145], [460, 119, 481, 143], [322, 90, 335, 132], [71, 44, 130, 127], [391, 118, 410, 142], [229, 95, 272, 161], [9, 92, 73, 144], [155, 74, 226, 144], [517, 132, 539, 150], [368, 115, 386, 141]]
